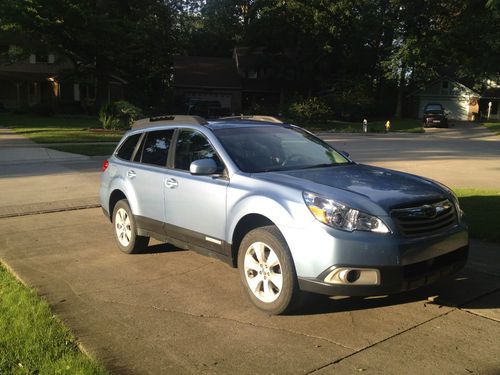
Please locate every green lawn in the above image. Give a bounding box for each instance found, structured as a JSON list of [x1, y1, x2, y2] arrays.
[[293, 118, 424, 133], [49, 144, 117, 156], [454, 189, 500, 243], [0, 113, 124, 143], [482, 122, 500, 135], [0, 264, 108, 375]]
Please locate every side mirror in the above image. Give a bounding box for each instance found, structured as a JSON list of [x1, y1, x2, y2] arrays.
[[190, 158, 218, 175], [339, 150, 350, 158]]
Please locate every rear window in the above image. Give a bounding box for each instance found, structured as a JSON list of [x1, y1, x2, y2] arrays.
[[116, 134, 141, 160], [425, 104, 443, 112]]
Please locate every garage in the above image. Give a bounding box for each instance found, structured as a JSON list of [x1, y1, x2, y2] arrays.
[[410, 78, 479, 121]]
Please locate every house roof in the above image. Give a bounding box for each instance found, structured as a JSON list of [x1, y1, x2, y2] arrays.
[[0, 60, 73, 75], [173, 56, 242, 90], [408, 77, 480, 97]]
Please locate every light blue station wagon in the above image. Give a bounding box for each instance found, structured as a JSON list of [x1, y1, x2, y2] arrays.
[[100, 115, 468, 314]]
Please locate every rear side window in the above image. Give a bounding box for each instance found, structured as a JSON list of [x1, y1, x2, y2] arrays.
[[140, 129, 174, 166], [116, 134, 141, 160]]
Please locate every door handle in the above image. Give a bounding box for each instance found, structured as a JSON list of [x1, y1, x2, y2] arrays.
[[127, 170, 136, 179], [165, 177, 178, 189]]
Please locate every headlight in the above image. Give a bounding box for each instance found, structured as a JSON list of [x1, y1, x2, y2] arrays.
[[303, 192, 390, 233], [432, 181, 464, 220]]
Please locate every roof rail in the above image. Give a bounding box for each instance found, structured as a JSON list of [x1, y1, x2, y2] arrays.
[[132, 115, 208, 129], [218, 115, 283, 124]]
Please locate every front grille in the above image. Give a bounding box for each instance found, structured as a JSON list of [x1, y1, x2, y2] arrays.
[[391, 199, 457, 237]]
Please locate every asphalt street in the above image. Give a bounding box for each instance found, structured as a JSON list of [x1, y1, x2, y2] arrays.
[[0, 124, 499, 374]]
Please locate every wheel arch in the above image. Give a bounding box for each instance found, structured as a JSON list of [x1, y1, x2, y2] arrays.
[[230, 214, 276, 267], [108, 189, 127, 221]]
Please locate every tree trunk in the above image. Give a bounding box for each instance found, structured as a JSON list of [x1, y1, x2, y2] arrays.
[[394, 65, 405, 118], [95, 54, 110, 112]]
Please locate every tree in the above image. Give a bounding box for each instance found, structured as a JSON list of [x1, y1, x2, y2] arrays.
[[0, 0, 179, 111]]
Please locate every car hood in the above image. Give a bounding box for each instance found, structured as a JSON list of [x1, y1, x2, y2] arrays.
[[254, 164, 447, 212]]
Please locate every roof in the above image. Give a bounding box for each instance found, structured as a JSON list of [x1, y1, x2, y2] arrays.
[[173, 56, 242, 90], [132, 115, 207, 129], [206, 120, 287, 131], [408, 77, 480, 97], [130, 114, 286, 131], [218, 115, 283, 123]]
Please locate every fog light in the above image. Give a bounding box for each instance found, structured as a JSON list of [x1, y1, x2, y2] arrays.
[[339, 269, 360, 283], [324, 267, 380, 285]]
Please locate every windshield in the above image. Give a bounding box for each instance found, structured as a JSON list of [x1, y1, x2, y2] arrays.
[[425, 104, 444, 113], [214, 126, 350, 173]]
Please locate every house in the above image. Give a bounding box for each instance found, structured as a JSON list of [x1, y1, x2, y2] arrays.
[[233, 47, 282, 112], [0, 39, 125, 113], [173, 55, 242, 116], [173, 48, 286, 115], [408, 78, 480, 121]]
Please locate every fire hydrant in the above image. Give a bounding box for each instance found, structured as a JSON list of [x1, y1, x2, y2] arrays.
[[385, 120, 391, 133]]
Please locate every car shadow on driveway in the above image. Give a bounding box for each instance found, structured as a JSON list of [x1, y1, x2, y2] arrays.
[[291, 266, 499, 316], [135, 242, 187, 255]]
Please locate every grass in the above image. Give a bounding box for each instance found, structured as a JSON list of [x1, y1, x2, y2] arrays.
[[293, 118, 424, 133], [0, 113, 124, 143], [482, 122, 500, 135], [454, 188, 500, 243], [0, 263, 108, 375], [49, 144, 117, 156]]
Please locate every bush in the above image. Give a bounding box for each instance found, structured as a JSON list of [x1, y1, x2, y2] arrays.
[[288, 97, 332, 124], [99, 101, 143, 130]]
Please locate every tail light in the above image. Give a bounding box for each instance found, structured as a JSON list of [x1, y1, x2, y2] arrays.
[[102, 159, 109, 172]]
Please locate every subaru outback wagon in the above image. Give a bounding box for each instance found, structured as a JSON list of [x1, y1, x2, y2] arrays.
[[100, 115, 468, 314]]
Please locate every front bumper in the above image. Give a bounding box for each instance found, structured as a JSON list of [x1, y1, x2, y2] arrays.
[[282, 218, 468, 297], [298, 245, 468, 296]]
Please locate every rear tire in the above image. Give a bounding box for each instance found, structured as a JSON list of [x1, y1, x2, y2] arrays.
[[112, 199, 149, 254], [238, 225, 302, 315]]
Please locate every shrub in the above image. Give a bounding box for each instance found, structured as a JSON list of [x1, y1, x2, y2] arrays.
[[99, 101, 143, 130], [288, 97, 332, 124]]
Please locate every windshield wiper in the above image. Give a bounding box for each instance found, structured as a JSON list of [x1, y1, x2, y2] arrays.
[[299, 163, 339, 170]]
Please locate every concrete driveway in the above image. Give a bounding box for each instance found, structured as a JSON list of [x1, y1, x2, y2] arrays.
[[0, 124, 499, 374]]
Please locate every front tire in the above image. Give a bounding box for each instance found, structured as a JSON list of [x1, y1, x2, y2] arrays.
[[238, 226, 301, 315], [112, 199, 149, 254]]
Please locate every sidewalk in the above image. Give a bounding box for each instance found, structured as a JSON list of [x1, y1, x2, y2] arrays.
[[0, 127, 101, 216], [0, 127, 89, 164]]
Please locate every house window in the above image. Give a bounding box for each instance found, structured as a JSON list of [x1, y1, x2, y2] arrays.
[[29, 54, 36, 64], [48, 54, 55, 64], [247, 70, 258, 79], [440, 80, 449, 95], [29, 82, 39, 98], [73, 84, 80, 101], [35, 53, 48, 63]]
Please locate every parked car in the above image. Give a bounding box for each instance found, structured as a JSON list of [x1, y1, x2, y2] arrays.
[[100, 115, 468, 314], [423, 103, 449, 128]]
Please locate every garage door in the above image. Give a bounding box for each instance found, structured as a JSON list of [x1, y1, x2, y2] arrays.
[[419, 98, 469, 121]]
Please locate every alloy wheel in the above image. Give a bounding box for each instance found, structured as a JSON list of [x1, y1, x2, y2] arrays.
[[115, 208, 132, 247], [243, 241, 283, 303]]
